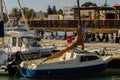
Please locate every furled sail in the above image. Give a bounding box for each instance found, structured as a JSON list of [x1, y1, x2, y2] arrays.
[[44, 27, 84, 61]]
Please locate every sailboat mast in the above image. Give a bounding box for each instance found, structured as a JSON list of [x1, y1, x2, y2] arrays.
[[77, 0, 82, 28], [3, 0, 13, 30], [0, 0, 3, 20], [0, 0, 4, 45], [17, 0, 30, 32], [77, 0, 84, 50]]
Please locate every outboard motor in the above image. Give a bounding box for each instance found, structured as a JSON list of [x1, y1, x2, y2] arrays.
[[7, 51, 24, 76]]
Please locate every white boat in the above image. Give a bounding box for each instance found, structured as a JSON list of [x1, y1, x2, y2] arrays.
[[0, 0, 56, 74], [18, 27, 112, 77], [0, 50, 9, 66], [19, 49, 112, 77], [0, 30, 56, 75], [4, 31, 56, 55]]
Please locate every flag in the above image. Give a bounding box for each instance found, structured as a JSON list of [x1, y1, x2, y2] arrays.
[[67, 35, 73, 44]]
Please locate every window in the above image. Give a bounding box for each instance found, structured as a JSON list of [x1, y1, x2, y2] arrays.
[[12, 37, 16, 46], [22, 37, 41, 47], [18, 38, 22, 47], [81, 56, 99, 62]]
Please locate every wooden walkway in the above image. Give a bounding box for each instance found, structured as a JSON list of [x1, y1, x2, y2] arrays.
[[28, 19, 120, 33]]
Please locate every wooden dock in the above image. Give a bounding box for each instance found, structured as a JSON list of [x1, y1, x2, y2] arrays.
[[28, 19, 120, 33]]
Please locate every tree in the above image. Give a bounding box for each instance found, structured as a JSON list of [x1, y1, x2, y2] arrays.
[[22, 7, 29, 14], [47, 5, 63, 15], [9, 7, 36, 20], [47, 5, 52, 14], [22, 7, 36, 19], [9, 7, 19, 17], [81, 2, 97, 7], [29, 9, 36, 18], [58, 9, 63, 15], [9, 7, 21, 21], [0, 12, 8, 23], [52, 5, 57, 14]]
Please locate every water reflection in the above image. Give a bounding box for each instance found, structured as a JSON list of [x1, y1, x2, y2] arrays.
[[17, 76, 120, 80], [1, 68, 120, 80]]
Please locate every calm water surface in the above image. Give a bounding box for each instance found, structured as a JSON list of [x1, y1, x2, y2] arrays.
[[0, 68, 120, 80]]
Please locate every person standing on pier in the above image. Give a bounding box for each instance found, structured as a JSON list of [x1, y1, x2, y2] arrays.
[[82, 23, 88, 42]]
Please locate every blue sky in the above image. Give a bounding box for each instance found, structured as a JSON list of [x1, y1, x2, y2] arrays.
[[4, 0, 120, 12]]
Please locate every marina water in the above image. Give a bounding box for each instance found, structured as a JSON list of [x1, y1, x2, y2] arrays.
[[0, 68, 120, 80]]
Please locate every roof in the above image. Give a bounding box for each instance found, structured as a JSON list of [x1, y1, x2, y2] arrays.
[[13, 27, 28, 32], [5, 30, 40, 41], [6, 31, 21, 37], [73, 6, 119, 10], [21, 36, 41, 41]]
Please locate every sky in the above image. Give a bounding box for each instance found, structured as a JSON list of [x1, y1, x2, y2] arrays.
[[4, 0, 120, 12]]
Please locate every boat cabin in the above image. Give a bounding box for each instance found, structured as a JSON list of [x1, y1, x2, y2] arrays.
[[4, 31, 41, 54]]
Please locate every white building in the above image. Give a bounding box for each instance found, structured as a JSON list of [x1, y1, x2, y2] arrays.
[[63, 6, 74, 20], [48, 14, 63, 20]]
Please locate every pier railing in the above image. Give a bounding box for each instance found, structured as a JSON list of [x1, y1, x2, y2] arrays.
[[28, 19, 120, 29], [27, 19, 120, 43]]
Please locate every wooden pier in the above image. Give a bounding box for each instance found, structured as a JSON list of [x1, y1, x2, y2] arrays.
[[28, 19, 120, 33]]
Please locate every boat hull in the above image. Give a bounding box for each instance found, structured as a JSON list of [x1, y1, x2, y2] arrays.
[[19, 63, 107, 77]]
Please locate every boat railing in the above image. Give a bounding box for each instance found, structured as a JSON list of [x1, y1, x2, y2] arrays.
[[97, 47, 113, 57], [0, 43, 12, 58], [40, 39, 68, 50]]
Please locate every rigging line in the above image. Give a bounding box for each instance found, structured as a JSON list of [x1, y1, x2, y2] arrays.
[[17, 0, 30, 32], [0, 0, 3, 20], [40, 39, 53, 55], [20, 0, 34, 19], [3, 0, 13, 30], [0, 0, 4, 45], [19, 39, 33, 61]]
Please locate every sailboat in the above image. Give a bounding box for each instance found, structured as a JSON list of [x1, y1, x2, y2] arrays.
[[0, 0, 13, 74], [2, 0, 56, 56], [18, 0, 112, 77], [18, 28, 112, 77], [0, 0, 56, 74], [4, 30, 56, 55]]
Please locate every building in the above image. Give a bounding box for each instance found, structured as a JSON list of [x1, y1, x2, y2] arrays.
[[73, 4, 120, 20], [63, 6, 74, 20], [114, 4, 120, 19], [73, 6, 120, 20], [36, 11, 46, 18], [48, 14, 63, 20]]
